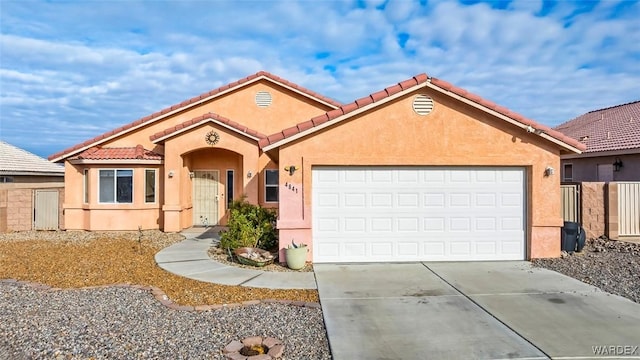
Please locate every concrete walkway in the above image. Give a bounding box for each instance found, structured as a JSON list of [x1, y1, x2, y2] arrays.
[[154, 227, 316, 289], [315, 262, 640, 360]]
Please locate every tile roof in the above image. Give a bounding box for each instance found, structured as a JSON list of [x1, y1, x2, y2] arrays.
[[49, 71, 341, 162], [73, 145, 162, 161], [259, 74, 586, 153], [150, 112, 266, 142], [554, 101, 640, 153], [0, 141, 64, 176]]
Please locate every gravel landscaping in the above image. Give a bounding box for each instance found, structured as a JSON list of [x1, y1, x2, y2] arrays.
[[0, 230, 328, 359], [533, 237, 640, 304]]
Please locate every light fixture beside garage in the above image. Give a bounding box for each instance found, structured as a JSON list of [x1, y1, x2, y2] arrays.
[[412, 95, 434, 115], [544, 166, 555, 177]]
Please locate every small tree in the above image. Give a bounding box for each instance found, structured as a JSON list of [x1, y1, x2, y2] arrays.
[[219, 198, 277, 250]]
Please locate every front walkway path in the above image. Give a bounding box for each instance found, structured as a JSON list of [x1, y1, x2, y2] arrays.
[[154, 227, 317, 290]]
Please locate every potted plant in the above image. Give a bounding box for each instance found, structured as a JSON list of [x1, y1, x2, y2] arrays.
[[285, 240, 308, 270]]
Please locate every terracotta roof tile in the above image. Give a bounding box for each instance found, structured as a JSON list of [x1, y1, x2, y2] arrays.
[[49, 71, 341, 161], [554, 100, 640, 153], [260, 74, 430, 148], [260, 73, 585, 152], [149, 112, 266, 142], [74, 146, 162, 161]]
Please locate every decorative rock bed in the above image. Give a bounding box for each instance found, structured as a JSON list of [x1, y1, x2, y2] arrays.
[[223, 336, 284, 359]]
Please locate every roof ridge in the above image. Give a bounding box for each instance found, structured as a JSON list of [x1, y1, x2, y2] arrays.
[[149, 112, 267, 142], [49, 71, 340, 161], [259, 74, 429, 148], [260, 73, 585, 153], [587, 100, 640, 114]]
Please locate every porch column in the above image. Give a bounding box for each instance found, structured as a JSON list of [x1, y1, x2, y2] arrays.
[[163, 147, 183, 232]]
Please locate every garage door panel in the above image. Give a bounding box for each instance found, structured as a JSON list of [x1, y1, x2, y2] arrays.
[[313, 167, 525, 262]]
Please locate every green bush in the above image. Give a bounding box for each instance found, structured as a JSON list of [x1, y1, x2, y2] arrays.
[[219, 198, 277, 251]]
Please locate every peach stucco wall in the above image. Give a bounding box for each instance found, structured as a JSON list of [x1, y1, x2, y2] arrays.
[[62, 79, 332, 232], [106, 81, 334, 153], [63, 163, 163, 231], [276, 89, 564, 260]]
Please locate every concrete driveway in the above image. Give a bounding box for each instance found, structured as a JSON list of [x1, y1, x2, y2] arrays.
[[314, 262, 640, 360]]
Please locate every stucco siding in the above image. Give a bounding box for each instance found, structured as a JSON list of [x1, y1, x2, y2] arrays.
[[276, 89, 564, 259]]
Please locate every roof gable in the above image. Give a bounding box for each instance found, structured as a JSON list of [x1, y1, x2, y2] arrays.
[[49, 71, 341, 162], [260, 74, 585, 154], [150, 113, 266, 143], [0, 141, 64, 176], [554, 100, 640, 153]]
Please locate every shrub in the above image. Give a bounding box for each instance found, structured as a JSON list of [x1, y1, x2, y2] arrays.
[[219, 198, 277, 251]]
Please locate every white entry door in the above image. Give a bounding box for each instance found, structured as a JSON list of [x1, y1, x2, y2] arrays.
[[193, 170, 219, 226], [312, 167, 526, 263]]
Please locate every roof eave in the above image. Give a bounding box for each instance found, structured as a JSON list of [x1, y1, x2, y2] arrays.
[[151, 119, 262, 144], [69, 159, 164, 165], [262, 83, 426, 151], [424, 82, 584, 154]]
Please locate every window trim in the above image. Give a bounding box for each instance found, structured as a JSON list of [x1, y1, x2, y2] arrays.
[[98, 169, 134, 204], [563, 163, 573, 182], [83, 169, 89, 204], [226, 169, 234, 209], [144, 169, 157, 204], [264, 169, 279, 203]]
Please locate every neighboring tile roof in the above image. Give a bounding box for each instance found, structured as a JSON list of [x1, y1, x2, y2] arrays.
[[49, 71, 341, 162], [73, 145, 162, 161], [554, 101, 640, 153], [150, 113, 266, 142], [260, 74, 586, 153], [0, 141, 64, 176]]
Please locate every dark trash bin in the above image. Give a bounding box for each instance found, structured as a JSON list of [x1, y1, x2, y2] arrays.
[[561, 221, 579, 252]]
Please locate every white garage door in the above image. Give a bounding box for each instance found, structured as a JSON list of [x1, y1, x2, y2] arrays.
[[312, 167, 525, 263]]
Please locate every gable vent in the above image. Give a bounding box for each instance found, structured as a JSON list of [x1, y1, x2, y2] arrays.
[[255, 91, 272, 108], [412, 95, 434, 116]]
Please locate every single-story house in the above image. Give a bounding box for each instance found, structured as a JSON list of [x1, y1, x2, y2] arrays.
[[50, 71, 585, 261], [554, 100, 640, 182], [1, 141, 65, 232]]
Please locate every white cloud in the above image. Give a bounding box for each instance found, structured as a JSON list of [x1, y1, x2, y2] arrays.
[[0, 0, 638, 157]]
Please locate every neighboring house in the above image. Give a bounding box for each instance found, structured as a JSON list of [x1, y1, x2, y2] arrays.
[[50, 71, 584, 261], [0, 141, 65, 232], [554, 101, 640, 182]]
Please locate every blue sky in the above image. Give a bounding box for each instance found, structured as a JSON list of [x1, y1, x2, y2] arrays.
[[1, 0, 639, 158]]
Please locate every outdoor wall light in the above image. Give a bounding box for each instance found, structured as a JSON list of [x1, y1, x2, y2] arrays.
[[284, 165, 299, 175], [613, 158, 623, 172], [168, 170, 175, 178], [247, 171, 252, 178], [544, 166, 555, 177]]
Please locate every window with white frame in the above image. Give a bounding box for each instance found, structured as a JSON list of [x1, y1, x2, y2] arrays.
[[265, 169, 278, 202], [145, 169, 156, 203], [563, 163, 573, 182], [99, 169, 133, 203], [83, 169, 89, 203]]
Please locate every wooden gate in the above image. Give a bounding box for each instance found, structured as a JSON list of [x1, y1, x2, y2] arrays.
[[618, 182, 640, 236], [34, 190, 59, 230], [560, 183, 580, 223]]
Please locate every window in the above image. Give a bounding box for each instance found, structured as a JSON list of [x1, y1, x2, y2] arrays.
[[0, 176, 14, 183], [145, 169, 156, 203], [83, 169, 89, 203], [265, 169, 278, 202], [563, 164, 573, 182], [99, 169, 133, 203], [226, 170, 234, 209]]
